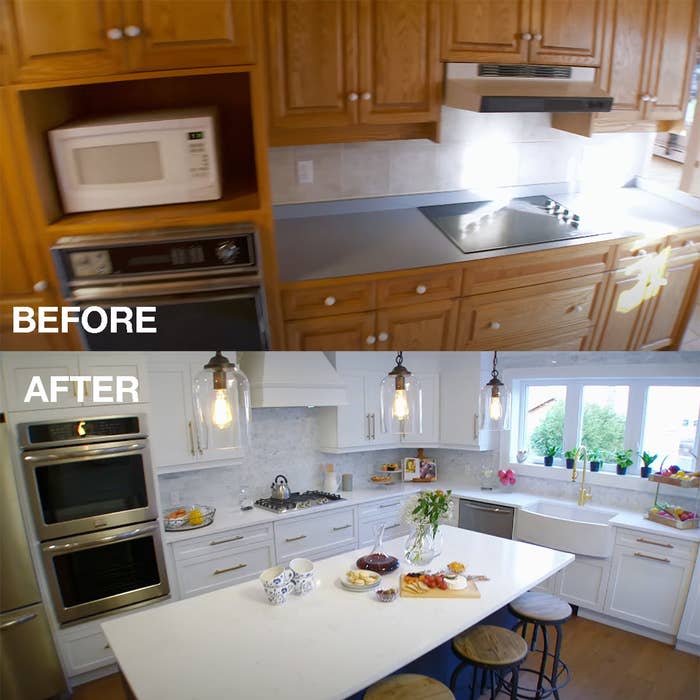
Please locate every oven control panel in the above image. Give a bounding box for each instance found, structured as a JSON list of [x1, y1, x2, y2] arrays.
[[70, 250, 113, 277]]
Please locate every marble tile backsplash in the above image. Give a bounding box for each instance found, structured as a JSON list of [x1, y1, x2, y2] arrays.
[[269, 108, 655, 204]]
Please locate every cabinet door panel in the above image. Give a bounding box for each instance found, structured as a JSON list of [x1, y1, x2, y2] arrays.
[[7, 0, 126, 81], [645, 0, 697, 121], [376, 300, 458, 350], [597, 0, 654, 120], [266, 0, 358, 129], [358, 0, 440, 124], [124, 0, 254, 71], [529, 0, 605, 66], [285, 312, 376, 350], [441, 0, 530, 63], [594, 271, 648, 350], [557, 555, 609, 612]]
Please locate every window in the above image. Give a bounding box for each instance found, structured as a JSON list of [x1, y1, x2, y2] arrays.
[[643, 386, 700, 470], [522, 385, 566, 460], [579, 385, 629, 464]]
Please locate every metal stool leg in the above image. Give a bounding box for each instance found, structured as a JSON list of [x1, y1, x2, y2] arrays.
[[530, 624, 539, 652], [535, 624, 549, 699], [551, 624, 564, 700], [470, 665, 478, 700], [489, 670, 496, 700], [449, 659, 468, 693], [510, 667, 519, 700]]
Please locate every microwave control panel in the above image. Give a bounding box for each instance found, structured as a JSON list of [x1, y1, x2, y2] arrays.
[[187, 130, 211, 179]]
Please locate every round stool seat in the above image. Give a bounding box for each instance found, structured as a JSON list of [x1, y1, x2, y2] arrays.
[[509, 592, 572, 623], [453, 625, 528, 668], [365, 673, 455, 699]]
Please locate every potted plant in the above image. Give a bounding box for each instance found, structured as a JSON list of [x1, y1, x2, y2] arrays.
[[543, 443, 558, 467], [564, 448, 577, 469], [638, 451, 658, 478], [588, 449, 603, 472], [614, 449, 633, 475], [403, 489, 453, 565]]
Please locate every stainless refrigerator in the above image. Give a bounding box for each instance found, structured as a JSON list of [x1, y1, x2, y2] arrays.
[[0, 418, 66, 700]]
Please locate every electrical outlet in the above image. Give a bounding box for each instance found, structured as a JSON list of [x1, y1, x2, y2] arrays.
[[296, 160, 314, 184]]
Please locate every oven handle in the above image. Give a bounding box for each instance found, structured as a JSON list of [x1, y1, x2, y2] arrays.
[[23, 443, 145, 462], [42, 523, 158, 554]]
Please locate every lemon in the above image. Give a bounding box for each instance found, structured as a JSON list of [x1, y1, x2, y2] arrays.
[[188, 508, 204, 526]]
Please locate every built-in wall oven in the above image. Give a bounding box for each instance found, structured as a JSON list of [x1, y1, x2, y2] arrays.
[[18, 415, 169, 624], [52, 224, 269, 350]]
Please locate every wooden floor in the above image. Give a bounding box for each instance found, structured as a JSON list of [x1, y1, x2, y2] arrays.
[[70, 617, 699, 699]]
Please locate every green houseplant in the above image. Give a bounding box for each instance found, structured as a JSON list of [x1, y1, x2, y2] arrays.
[[615, 449, 633, 475], [588, 448, 603, 472], [564, 448, 577, 470], [403, 489, 453, 565], [543, 443, 558, 467], [638, 451, 658, 478]]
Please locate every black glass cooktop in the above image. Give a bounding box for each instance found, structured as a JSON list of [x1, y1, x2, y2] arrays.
[[419, 195, 596, 254]]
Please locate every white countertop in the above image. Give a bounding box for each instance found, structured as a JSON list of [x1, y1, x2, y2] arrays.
[[103, 525, 573, 700]]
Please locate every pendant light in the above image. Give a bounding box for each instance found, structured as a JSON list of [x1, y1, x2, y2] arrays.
[[480, 351, 511, 431], [380, 352, 422, 437], [194, 351, 251, 451]]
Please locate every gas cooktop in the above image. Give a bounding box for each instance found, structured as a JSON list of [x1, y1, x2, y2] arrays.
[[254, 491, 345, 513], [419, 195, 596, 254]]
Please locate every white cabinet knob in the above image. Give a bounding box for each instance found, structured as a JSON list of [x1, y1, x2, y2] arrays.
[[366, 335, 376, 345], [522, 32, 533, 40], [324, 296, 336, 307], [636, 248, 648, 256], [348, 92, 359, 102], [659, 277, 668, 286], [124, 25, 141, 37], [361, 92, 372, 101], [415, 284, 427, 295], [106, 27, 123, 40], [378, 332, 389, 342], [33, 280, 48, 293], [641, 94, 651, 102], [683, 239, 696, 247], [533, 33, 542, 40], [650, 96, 658, 103], [489, 321, 501, 330], [573, 304, 584, 313]]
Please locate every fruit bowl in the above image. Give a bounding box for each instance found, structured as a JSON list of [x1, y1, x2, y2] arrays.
[[163, 504, 216, 531]]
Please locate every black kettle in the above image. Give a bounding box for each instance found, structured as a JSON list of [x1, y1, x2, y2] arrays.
[[270, 474, 290, 500]]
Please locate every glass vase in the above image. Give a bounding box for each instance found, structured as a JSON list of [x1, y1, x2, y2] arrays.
[[404, 523, 443, 566]]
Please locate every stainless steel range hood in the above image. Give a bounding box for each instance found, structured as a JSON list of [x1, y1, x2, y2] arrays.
[[444, 64, 613, 113]]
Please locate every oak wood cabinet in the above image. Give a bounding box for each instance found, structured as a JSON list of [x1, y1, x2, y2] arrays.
[[441, 0, 605, 66], [4, 0, 255, 82], [265, 0, 441, 145]]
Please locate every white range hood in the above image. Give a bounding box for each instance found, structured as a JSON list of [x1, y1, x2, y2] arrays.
[[238, 352, 348, 408]]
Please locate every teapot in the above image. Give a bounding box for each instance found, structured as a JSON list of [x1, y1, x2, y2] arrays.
[[270, 474, 290, 500]]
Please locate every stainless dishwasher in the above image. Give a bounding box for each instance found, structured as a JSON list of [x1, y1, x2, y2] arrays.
[[458, 499, 515, 539]]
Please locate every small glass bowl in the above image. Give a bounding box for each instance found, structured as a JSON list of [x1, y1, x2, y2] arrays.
[[376, 588, 397, 603]]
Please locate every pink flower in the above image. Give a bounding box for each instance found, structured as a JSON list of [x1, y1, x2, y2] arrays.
[[498, 469, 516, 486]]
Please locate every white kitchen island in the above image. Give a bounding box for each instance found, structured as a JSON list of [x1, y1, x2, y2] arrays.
[[102, 526, 573, 700]]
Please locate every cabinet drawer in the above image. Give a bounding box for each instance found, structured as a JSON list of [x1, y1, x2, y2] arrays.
[[358, 498, 405, 520], [177, 542, 274, 598], [281, 281, 376, 320], [615, 528, 698, 561], [376, 269, 462, 308], [359, 519, 408, 547], [667, 229, 700, 261], [285, 312, 376, 350], [61, 627, 115, 676], [171, 523, 273, 561], [612, 237, 666, 269], [274, 507, 356, 561], [457, 275, 604, 346]]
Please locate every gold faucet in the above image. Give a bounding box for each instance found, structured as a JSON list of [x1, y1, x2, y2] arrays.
[[571, 446, 593, 506]]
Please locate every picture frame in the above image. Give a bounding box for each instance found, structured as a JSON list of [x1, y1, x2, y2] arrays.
[[403, 456, 437, 481]]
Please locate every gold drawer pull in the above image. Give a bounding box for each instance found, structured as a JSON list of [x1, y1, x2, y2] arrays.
[[634, 552, 670, 564], [213, 563, 247, 575], [385, 523, 401, 529], [285, 535, 307, 542], [379, 503, 399, 509], [332, 524, 351, 531], [210, 535, 244, 546], [636, 537, 673, 549]]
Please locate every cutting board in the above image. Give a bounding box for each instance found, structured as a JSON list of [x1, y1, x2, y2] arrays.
[[400, 575, 480, 599]]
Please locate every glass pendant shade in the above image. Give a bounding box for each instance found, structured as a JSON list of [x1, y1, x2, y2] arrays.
[[194, 352, 251, 451], [480, 352, 511, 431], [380, 352, 422, 436]]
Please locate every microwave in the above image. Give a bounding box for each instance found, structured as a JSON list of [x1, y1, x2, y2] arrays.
[[49, 107, 221, 213]]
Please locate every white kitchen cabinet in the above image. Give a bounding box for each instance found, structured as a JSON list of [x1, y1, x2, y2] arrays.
[[557, 555, 610, 613], [400, 373, 439, 447], [677, 553, 700, 649], [358, 496, 410, 547], [147, 353, 243, 472], [58, 621, 115, 677], [604, 541, 695, 635], [78, 353, 149, 407]]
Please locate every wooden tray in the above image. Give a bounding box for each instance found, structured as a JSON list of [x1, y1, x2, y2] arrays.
[[648, 474, 700, 488], [411, 478, 437, 483], [647, 511, 699, 529], [399, 575, 480, 599]]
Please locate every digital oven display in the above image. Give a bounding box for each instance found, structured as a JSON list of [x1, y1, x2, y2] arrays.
[[188, 131, 204, 140]]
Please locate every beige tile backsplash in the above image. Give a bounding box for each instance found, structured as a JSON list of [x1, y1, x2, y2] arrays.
[[268, 108, 654, 204]]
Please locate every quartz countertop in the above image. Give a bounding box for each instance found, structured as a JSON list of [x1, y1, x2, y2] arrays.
[[103, 525, 574, 700], [275, 187, 700, 282]]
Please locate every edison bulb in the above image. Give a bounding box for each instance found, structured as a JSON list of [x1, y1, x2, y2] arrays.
[[212, 389, 233, 429], [489, 391, 503, 421], [392, 389, 410, 421]]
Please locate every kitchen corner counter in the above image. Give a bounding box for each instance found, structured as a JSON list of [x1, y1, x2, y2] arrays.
[[103, 526, 573, 700], [274, 187, 700, 282], [610, 510, 700, 543]]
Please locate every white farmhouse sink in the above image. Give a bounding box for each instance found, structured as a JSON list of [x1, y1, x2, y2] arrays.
[[515, 500, 618, 558]]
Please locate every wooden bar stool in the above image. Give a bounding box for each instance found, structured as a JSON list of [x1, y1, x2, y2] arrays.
[[507, 592, 572, 700], [450, 625, 528, 700], [364, 673, 455, 699]]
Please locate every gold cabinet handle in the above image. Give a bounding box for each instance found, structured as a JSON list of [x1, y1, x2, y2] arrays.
[[210, 535, 244, 546], [285, 535, 307, 542], [385, 523, 401, 529], [187, 421, 195, 456], [634, 552, 670, 563], [213, 563, 247, 575], [332, 524, 351, 531], [636, 537, 673, 549], [379, 503, 398, 509]]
